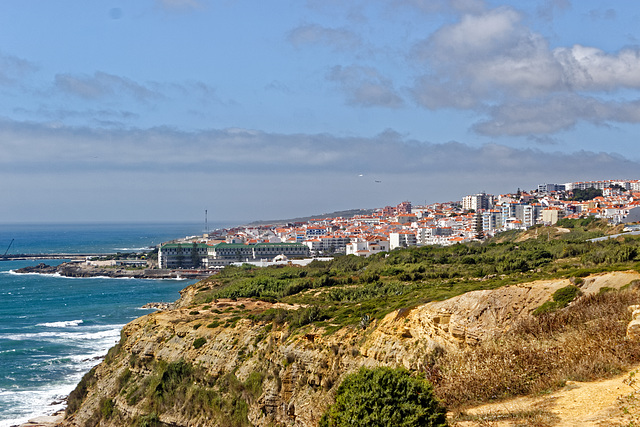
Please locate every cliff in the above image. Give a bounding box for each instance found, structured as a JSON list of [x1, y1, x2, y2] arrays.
[[60, 270, 640, 427]]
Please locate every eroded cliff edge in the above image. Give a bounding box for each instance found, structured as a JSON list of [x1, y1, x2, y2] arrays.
[[61, 270, 640, 427]]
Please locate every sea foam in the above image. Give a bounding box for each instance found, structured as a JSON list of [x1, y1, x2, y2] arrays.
[[36, 319, 83, 328]]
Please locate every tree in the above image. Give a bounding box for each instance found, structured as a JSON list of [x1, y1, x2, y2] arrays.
[[319, 367, 448, 427], [569, 188, 602, 201]]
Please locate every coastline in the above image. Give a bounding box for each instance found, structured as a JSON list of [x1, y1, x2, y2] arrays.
[[0, 222, 213, 426], [7, 301, 173, 427], [14, 411, 65, 427]]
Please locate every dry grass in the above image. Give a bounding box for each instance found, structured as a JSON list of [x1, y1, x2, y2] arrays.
[[450, 408, 558, 427], [429, 290, 640, 409]]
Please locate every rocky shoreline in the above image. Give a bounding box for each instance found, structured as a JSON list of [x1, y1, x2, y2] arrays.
[[14, 262, 213, 280], [15, 411, 65, 427]]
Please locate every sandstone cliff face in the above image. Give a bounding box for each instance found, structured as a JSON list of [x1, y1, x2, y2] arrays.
[[62, 271, 640, 427]]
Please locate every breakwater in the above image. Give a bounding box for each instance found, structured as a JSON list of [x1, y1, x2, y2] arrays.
[[1, 253, 105, 261], [14, 261, 214, 279]]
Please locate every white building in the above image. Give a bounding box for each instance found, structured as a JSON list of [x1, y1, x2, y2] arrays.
[[462, 192, 494, 212], [389, 231, 417, 250], [345, 236, 389, 257]]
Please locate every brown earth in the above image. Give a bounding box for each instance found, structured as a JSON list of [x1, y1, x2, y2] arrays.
[[452, 365, 640, 426]]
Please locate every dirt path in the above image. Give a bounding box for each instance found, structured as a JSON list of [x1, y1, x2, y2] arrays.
[[452, 366, 640, 426]]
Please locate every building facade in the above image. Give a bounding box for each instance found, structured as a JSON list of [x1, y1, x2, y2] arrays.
[[159, 243, 209, 269]]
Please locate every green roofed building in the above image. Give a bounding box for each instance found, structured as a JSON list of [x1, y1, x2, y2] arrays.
[[159, 242, 310, 269], [158, 242, 209, 269], [208, 242, 310, 266]]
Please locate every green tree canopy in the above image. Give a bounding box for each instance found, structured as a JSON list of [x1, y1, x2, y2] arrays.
[[569, 188, 602, 201], [319, 366, 448, 427]]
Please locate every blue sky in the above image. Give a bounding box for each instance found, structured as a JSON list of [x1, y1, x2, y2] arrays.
[[1, 0, 640, 224]]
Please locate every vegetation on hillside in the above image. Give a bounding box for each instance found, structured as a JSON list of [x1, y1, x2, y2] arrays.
[[193, 219, 639, 332], [66, 218, 640, 426]]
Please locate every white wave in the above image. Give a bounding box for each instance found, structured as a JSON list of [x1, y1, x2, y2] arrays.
[[36, 319, 83, 328], [3, 325, 124, 343], [8, 270, 62, 278], [0, 380, 75, 427], [113, 247, 150, 251]]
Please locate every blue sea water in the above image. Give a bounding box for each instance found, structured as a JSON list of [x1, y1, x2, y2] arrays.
[[0, 222, 231, 426]]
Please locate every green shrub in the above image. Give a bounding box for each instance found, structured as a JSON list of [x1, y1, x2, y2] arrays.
[[100, 398, 115, 419], [135, 412, 161, 427], [193, 337, 207, 349], [534, 285, 581, 315], [552, 285, 580, 307], [319, 366, 447, 427], [66, 367, 98, 415]]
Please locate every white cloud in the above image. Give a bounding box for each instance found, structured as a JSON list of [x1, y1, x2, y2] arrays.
[[554, 45, 640, 91], [407, 6, 640, 135], [1, 118, 638, 222], [288, 24, 362, 51], [425, 7, 523, 60], [412, 7, 564, 104], [391, 0, 485, 14], [0, 52, 37, 85], [55, 72, 161, 102], [1, 119, 636, 177], [328, 65, 404, 108]]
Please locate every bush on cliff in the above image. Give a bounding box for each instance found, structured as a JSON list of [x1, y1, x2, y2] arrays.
[[533, 284, 581, 315], [319, 366, 448, 427], [66, 366, 98, 416]]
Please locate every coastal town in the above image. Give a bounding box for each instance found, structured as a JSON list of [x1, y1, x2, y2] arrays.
[[158, 178, 640, 270]]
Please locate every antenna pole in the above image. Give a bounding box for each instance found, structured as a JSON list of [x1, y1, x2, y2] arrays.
[[205, 209, 208, 234]]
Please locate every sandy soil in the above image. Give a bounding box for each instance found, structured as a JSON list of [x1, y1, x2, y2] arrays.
[[452, 365, 640, 426]]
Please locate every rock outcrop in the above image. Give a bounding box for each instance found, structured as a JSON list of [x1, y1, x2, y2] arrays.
[[14, 262, 209, 279], [627, 304, 640, 340]]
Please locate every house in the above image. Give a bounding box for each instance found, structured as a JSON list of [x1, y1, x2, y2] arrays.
[[345, 236, 389, 257]]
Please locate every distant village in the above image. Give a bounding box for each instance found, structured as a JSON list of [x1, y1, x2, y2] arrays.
[[158, 179, 640, 270]]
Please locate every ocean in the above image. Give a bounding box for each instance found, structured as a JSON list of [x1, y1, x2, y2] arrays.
[[0, 222, 232, 426]]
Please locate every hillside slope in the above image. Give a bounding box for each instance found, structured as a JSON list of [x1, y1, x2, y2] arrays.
[[60, 270, 640, 427]]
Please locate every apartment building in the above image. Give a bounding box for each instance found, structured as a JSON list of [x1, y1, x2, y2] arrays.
[[207, 242, 310, 266], [462, 192, 494, 211], [389, 230, 417, 250], [159, 243, 209, 269]]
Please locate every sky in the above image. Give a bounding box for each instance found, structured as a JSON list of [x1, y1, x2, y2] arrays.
[[1, 0, 640, 224]]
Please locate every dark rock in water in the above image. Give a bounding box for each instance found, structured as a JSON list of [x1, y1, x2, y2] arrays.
[[15, 261, 212, 280], [14, 263, 58, 274]]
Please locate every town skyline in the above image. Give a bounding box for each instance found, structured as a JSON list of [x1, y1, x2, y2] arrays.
[[156, 178, 640, 269], [2, 1, 640, 224]]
